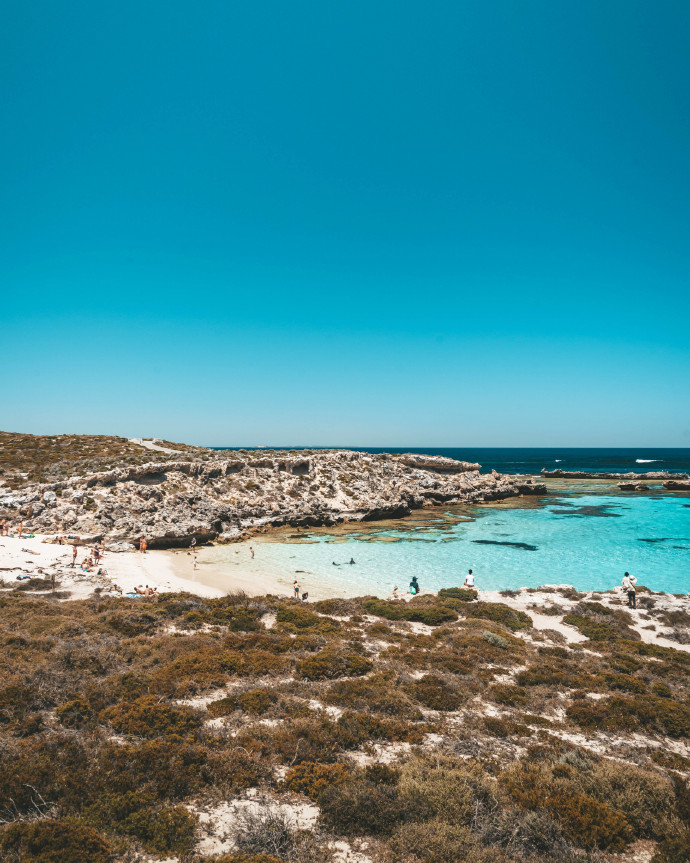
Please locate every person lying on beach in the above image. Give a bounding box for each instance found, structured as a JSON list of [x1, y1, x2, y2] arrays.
[[21, 547, 40, 555], [133, 586, 146, 595]]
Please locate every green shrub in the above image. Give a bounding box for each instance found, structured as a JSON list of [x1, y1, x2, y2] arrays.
[[324, 676, 422, 718], [283, 760, 352, 799], [489, 685, 528, 707], [297, 649, 373, 681], [56, 696, 92, 728], [276, 604, 340, 633], [208, 689, 278, 716], [463, 602, 532, 631], [363, 599, 457, 626], [318, 773, 404, 836], [483, 630, 509, 649], [99, 695, 201, 738], [653, 832, 690, 863], [484, 716, 531, 738], [566, 695, 690, 738], [388, 819, 476, 862], [438, 587, 478, 602], [404, 675, 463, 711], [120, 803, 198, 855], [0, 819, 111, 863]]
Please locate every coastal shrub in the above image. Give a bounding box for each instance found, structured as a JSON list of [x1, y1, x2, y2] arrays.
[[566, 695, 690, 738], [208, 688, 279, 717], [297, 648, 373, 680], [234, 808, 294, 858], [489, 684, 528, 707], [502, 764, 632, 851], [438, 587, 478, 602], [0, 819, 112, 863], [276, 603, 340, 633], [55, 696, 92, 728], [283, 760, 352, 799], [463, 602, 532, 631], [119, 803, 198, 855], [483, 716, 531, 738], [404, 675, 463, 711], [324, 676, 422, 718], [600, 672, 646, 693], [653, 832, 690, 863], [318, 773, 404, 836], [388, 819, 477, 863], [362, 599, 457, 626], [99, 695, 201, 738], [483, 630, 508, 649], [312, 597, 360, 616], [398, 758, 497, 825], [151, 648, 288, 696], [106, 609, 158, 636]]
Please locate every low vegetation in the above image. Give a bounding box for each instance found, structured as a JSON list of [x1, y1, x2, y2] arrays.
[[0, 587, 689, 862]]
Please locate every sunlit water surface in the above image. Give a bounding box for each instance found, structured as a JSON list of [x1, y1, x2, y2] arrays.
[[206, 491, 690, 596]]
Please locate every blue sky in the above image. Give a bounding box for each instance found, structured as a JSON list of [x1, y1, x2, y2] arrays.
[[2, 1, 689, 446]]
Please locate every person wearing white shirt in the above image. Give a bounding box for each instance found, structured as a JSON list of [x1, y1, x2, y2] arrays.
[[622, 571, 637, 608], [464, 569, 475, 588]]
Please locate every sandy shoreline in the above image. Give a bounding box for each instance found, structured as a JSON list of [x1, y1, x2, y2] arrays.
[[0, 533, 289, 601]]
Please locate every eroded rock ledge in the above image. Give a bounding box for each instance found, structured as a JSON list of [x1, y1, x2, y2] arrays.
[[542, 469, 689, 481], [1, 450, 545, 548]]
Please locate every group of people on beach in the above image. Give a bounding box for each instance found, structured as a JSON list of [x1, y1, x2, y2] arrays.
[[1, 518, 25, 537], [391, 569, 475, 600]]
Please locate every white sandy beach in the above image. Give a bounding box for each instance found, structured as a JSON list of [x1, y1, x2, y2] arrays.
[[0, 533, 287, 600]]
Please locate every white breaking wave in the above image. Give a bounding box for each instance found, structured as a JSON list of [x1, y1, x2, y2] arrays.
[[555, 459, 562, 462], [636, 459, 659, 463]]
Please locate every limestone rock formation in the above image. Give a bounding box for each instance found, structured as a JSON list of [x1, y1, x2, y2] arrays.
[[1, 445, 545, 548]]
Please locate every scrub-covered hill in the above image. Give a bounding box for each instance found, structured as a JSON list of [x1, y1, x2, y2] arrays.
[[0, 586, 688, 863]]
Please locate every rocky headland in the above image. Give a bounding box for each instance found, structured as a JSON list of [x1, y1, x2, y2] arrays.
[[0, 433, 545, 548]]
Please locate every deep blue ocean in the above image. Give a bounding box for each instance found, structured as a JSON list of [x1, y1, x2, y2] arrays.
[[214, 447, 690, 475]]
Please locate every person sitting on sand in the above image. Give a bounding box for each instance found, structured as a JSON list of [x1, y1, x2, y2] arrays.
[[390, 585, 402, 600], [622, 571, 638, 609], [410, 576, 419, 595], [464, 569, 475, 588], [301, 591, 309, 602]]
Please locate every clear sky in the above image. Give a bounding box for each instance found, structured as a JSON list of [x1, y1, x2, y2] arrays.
[[2, 1, 689, 446]]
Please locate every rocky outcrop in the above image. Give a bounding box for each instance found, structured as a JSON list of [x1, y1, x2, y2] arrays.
[[400, 454, 480, 473], [664, 478, 690, 491], [542, 469, 689, 480], [1, 449, 545, 548], [618, 482, 650, 491]]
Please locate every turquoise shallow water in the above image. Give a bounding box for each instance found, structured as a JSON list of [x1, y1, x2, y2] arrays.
[[239, 491, 690, 596]]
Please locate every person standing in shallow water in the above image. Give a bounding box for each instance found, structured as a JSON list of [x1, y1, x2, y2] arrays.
[[622, 571, 637, 608]]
